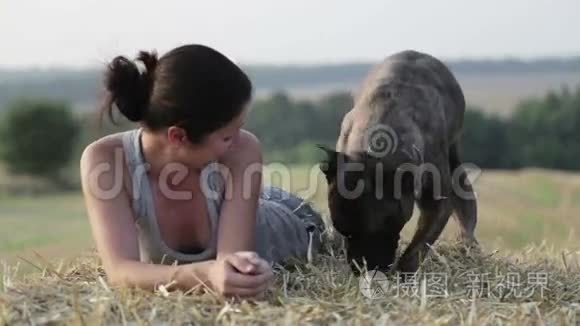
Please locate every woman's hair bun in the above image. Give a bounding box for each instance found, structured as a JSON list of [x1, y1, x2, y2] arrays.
[[103, 50, 158, 122]]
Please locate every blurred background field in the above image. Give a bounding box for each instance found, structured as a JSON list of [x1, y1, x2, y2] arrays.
[[2, 63, 580, 268], [2, 61, 580, 266], [2, 2, 580, 323], [2, 163, 580, 268]]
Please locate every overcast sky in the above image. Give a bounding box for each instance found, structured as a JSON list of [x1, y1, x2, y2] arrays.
[[1, 0, 578, 68]]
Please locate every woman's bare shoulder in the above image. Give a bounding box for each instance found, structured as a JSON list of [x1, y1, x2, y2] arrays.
[[79, 131, 136, 199], [80, 132, 127, 165], [79, 131, 133, 188]]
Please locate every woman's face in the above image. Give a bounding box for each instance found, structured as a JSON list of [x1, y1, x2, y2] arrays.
[[169, 104, 250, 168], [203, 106, 248, 161]]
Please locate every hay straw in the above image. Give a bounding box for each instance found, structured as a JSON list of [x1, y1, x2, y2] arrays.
[[0, 239, 579, 325]]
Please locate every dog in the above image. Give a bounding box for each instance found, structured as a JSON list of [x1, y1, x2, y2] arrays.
[[319, 50, 478, 274]]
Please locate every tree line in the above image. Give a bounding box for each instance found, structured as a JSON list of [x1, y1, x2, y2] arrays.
[[248, 86, 580, 171], [1, 85, 579, 191]]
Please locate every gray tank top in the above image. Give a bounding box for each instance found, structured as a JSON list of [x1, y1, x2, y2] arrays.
[[121, 128, 325, 266]]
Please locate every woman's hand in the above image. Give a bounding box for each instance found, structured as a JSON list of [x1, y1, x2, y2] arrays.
[[208, 251, 274, 298]]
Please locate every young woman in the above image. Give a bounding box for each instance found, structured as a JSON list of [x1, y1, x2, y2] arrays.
[[80, 44, 326, 298]]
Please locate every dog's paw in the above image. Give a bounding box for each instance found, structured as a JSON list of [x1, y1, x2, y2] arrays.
[[395, 254, 419, 274]]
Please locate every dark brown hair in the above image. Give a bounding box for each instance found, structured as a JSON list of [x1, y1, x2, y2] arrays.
[[102, 44, 252, 143]]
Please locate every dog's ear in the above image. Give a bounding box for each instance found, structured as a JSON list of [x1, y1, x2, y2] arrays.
[[316, 144, 338, 179]]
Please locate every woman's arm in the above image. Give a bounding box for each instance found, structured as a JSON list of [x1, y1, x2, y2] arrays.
[[80, 140, 212, 291], [215, 130, 263, 258], [80, 136, 271, 297]]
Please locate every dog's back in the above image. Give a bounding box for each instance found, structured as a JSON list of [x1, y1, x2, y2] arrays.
[[339, 50, 466, 161]]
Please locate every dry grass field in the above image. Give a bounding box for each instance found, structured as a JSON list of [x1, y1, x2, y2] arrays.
[[1, 165, 580, 324]]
